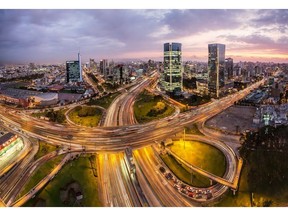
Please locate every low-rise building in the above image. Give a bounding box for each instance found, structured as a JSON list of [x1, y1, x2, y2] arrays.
[[29, 93, 58, 107]]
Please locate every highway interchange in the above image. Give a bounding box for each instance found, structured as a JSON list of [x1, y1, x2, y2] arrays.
[[0, 72, 265, 207]]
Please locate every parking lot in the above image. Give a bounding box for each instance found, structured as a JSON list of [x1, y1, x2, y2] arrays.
[[206, 105, 257, 134]]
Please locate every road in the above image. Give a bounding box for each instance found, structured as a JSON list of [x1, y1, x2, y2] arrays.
[[0, 77, 264, 206], [97, 75, 159, 207], [11, 153, 73, 207], [0, 132, 39, 204], [104, 73, 158, 126], [166, 135, 239, 189], [0, 78, 262, 150], [133, 146, 197, 206]]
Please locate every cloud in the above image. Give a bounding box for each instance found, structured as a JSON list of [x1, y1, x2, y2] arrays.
[[219, 34, 288, 55], [161, 10, 246, 37], [0, 10, 165, 63], [251, 10, 288, 33], [0, 9, 287, 64]]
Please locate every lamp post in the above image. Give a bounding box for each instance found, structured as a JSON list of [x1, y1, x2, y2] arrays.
[[183, 128, 186, 149]]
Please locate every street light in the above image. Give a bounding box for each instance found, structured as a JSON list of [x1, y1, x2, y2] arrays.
[[183, 128, 186, 149]]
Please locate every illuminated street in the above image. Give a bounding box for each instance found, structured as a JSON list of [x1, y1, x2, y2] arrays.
[[0, 8, 287, 209]]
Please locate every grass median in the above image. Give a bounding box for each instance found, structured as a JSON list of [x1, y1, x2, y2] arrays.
[[34, 141, 58, 160], [160, 140, 226, 188], [68, 106, 102, 127], [24, 154, 101, 207], [134, 90, 175, 123], [169, 140, 226, 177], [18, 154, 64, 198]]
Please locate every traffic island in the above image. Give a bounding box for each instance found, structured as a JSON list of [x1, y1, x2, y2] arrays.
[[67, 105, 103, 127], [134, 90, 175, 123], [22, 154, 101, 207]]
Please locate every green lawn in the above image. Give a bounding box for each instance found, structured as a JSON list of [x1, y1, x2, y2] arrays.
[[18, 154, 64, 198], [214, 159, 288, 207], [134, 91, 175, 123], [34, 141, 58, 160], [214, 164, 252, 207], [87, 92, 121, 109], [31, 108, 68, 124], [169, 140, 226, 177], [161, 154, 211, 188], [68, 106, 102, 127], [23, 155, 101, 207]]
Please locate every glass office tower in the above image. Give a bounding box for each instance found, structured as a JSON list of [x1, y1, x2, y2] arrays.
[[208, 43, 225, 98], [161, 42, 182, 92], [66, 52, 83, 83], [225, 57, 234, 80], [66, 60, 80, 83]]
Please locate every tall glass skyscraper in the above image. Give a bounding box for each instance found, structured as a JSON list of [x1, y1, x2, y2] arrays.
[[66, 52, 83, 83], [208, 43, 225, 98], [225, 57, 234, 80], [161, 42, 182, 92]]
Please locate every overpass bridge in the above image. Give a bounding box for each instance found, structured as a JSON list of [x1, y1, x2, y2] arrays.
[[166, 148, 242, 191], [164, 134, 243, 192]]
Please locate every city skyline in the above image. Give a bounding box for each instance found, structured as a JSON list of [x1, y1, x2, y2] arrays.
[[0, 9, 288, 65]]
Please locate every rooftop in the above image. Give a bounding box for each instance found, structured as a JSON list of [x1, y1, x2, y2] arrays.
[[0, 132, 15, 146]]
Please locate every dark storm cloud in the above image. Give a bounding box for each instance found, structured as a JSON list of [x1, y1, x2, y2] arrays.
[[161, 10, 245, 37], [0, 9, 166, 63], [0, 9, 287, 64]]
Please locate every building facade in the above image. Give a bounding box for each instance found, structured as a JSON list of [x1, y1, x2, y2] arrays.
[[225, 57, 233, 80], [208, 43, 225, 98], [78, 52, 83, 82], [66, 53, 82, 83], [161, 42, 182, 92], [100, 59, 109, 79], [66, 60, 80, 83]]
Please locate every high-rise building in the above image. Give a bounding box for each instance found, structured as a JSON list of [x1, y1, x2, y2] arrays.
[[78, 52, 83, 82], [225, 58, 233, 80], [208, 43, 225, 98], [161, 42, 182, 92], [100, 59, 109, 79], [66, 60, 80, 83], [89, 58, 97, 70], [66, 52, 83, 83]]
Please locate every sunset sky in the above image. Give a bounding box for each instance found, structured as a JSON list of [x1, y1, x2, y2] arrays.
[[0, 9, 287, 64]]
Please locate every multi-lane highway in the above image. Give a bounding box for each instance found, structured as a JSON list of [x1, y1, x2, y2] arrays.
[[97, 73, 159, 207], [3, 78, 262, 148], [0, 75, 265, 206], [11, 153, 73, 207]]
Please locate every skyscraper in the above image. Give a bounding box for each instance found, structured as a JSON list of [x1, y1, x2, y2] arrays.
[[100, 59, 109, 79], [66, 60, 80, 83], [78, 52, 83, 82], [161, 42, 182, 93], [225, 58, 234, 80], [208, 43, 225, 98], [66, 52, 83, 83], [89, 58, 97, 70]]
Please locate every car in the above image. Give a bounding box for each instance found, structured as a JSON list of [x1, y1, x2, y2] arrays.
[[188, 192, 194, 197], [180, 189, 188, 194], [159, 166, 166, 173], [165, 172, 173, 180], [173, 184, 180, 190]]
